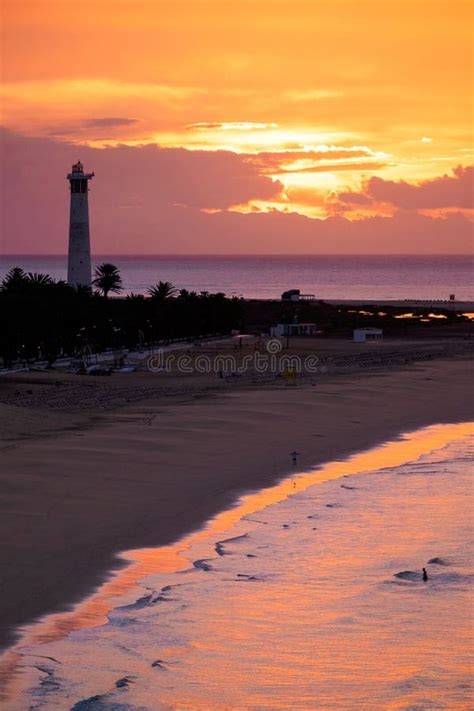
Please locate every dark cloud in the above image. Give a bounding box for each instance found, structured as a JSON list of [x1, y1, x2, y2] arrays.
[[85, 206, 473, 254], [45, 127, 78, 137], [186, 122, 278, 132], [274, 161, 387, 174], [0, 128, 282, 251], [1, 129, 471, 256], [251, 148, 374, 164], [339, 165, 474, 209], [334, 192, 372, 205], [186, 122, 226, 130], [45, 118, 140, 137], [83, 117, 140, 128], [249, 148, 387, 175]]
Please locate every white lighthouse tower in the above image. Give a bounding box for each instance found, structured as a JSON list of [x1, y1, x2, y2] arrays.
[[67, 160, 94, 288]]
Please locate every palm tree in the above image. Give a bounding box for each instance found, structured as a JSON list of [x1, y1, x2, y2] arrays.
[[26, 272, 53, 286], [178, 288, 199, 302], [147, 280, 176, 301], [75, 283, 93, 297], [1, 266, 28, 291], [93, 263, 123, 298]]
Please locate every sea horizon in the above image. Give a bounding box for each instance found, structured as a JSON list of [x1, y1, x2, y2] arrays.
[[2, 253, 473, 301]]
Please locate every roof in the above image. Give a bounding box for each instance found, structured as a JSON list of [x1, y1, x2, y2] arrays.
[[354, 327, 383, 332]]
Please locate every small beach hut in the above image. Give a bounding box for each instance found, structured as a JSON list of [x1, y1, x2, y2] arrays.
[[270, 322, 317, 337], [353, 327, 383, 342]]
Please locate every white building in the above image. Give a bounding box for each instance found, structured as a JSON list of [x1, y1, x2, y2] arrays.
[[353, 327, 383, 342], [67, 160, 94, 288], [270, 322, 317, 337], [281, 289, 315, 302]]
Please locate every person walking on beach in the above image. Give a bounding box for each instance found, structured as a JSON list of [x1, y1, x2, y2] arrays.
[[422, 567, 428, 581], [291, 450, 299, 466]]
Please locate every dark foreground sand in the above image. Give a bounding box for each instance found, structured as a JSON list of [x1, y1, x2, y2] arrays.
[[0, 356, 473, 651]]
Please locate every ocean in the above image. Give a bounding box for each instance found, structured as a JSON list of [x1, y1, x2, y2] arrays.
[[1, 255, 473, 301], [4, 423, 473, 710]]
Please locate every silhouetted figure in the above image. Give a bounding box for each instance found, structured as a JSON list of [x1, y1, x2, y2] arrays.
[[423, 567, 428, 581], [290, 450, 299, 466]]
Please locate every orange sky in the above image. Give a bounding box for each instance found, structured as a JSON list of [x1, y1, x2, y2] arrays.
[[1, 0, 473, 252]]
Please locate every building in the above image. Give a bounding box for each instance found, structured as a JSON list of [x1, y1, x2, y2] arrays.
[[281, 289, 315, 302], [353, 327, 383, 342], [270, 322, 318, 337], [67, 160, 94, 288]]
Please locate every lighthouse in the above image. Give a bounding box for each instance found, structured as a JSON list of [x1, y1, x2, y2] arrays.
[[67, 160, 94, 288]]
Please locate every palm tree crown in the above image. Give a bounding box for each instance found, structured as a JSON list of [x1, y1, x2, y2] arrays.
[[26, 272, 53, 286], [1, 268, 56, 292], [93, 263, 123, 298], [147, 280, 176, 301], [2, 267, 28, 291]]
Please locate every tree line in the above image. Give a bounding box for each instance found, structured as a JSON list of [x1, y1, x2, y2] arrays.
[[0, 263, 242, 367]]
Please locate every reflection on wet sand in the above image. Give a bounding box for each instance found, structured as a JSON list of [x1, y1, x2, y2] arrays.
[[1, 421, 473, 704]]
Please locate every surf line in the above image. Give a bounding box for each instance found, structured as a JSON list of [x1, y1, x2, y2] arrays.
[[1, 421, 473, 700]]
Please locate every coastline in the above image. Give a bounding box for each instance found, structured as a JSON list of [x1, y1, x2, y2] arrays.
[[3, 420, 474, 709], [0, 356, 473, 655]]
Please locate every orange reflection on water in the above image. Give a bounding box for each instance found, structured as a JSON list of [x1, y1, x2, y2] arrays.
[[1, 421, 473, 701]]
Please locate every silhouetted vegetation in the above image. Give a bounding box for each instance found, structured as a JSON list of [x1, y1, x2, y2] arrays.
[[1, 264, 471, 368], [93, 262, 123, 298], [147, 280, 177, 301], [0, 265, 242, 367]]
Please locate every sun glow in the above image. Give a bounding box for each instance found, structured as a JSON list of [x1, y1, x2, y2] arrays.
[[1, 0, 473, 248]]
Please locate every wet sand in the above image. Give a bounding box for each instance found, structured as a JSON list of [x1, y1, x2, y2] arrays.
[[4, 422, 473, 709], [0, 357, 473, 651]]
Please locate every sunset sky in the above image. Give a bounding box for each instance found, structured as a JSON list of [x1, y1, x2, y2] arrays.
[[1, 0, 473, 253]]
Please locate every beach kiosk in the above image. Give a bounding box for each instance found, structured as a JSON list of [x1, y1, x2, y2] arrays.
[[353, 327, 383, 343], [281, 289, 316, 302], [271, 322, 317, 337]]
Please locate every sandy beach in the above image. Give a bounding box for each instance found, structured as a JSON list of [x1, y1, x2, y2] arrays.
[[0, 348, 473, 653], [8, 422, 470, 709]]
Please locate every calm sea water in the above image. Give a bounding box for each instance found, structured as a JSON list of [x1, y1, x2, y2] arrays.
[[1, 255, 473, 300], [4, 423, 473, 710]]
